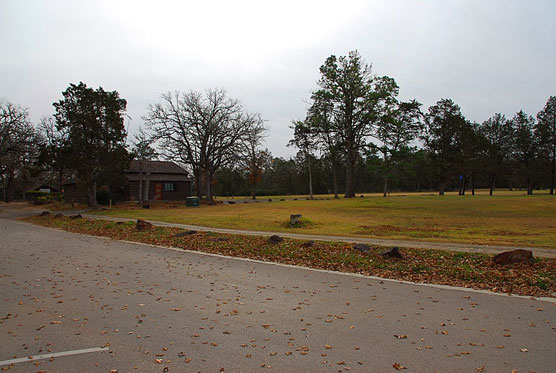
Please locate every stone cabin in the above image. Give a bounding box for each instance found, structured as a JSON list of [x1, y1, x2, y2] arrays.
[[63, 160, 192, 204], [124, 160, 192, 201]]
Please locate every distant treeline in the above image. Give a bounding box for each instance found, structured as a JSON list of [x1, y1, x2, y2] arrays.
[[1, 51, 554, 206]]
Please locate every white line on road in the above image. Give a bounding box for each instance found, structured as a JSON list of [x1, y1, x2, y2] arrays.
[[0, 347, 109, 366]]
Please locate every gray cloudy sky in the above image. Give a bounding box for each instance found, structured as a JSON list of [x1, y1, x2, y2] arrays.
[[1, 0, 555, 157]]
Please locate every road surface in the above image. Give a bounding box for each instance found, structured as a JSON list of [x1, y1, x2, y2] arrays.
[[0, 217, 555, 372]]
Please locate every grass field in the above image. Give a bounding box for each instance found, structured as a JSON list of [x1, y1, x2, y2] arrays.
[[93, 192, 556, 249]]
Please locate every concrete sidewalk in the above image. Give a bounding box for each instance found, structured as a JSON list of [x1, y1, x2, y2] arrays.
[[2, 203, 554, 258]]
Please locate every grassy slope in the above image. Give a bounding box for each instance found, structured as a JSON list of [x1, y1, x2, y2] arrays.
[[94, 193, 556, 249]]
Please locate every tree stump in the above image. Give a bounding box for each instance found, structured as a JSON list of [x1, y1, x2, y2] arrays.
[[290, 214, 302, 226]]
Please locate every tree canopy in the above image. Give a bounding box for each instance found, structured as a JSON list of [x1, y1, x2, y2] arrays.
[[144, 89, 265, 201], [53, 82, 130, 208]]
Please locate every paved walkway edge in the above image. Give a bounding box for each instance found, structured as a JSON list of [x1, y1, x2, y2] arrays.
[[83, 213, 556, 258]]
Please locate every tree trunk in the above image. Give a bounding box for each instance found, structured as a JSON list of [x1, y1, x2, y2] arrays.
[[307, 154, 313, 200], [527, 176, 533, 195], [550, 150, 555, 195], [251, 183, 256, 200], [344, 151, 356, 198], [383, 176, 388, 198], [138, 168, 143, 204], [461, 175, 466, 195], [471, 171, 475, 196], [87, 180, 99, 209], [4, 174, 13, 203], [194, 169, 203, 199], [205, 170, 212, 202], [439, 181, 445, 196], [489, 174, 495, 196], [331, 162, 339, 199], [143, 171, 150, 202]]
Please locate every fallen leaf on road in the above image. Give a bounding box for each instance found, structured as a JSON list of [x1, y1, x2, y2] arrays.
[[393, 362, 407, 370]]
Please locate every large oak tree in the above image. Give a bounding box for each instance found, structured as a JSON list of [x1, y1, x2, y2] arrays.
[[53, 82, 130, 208], [311, 51, 399, 197], [145, 89, 263, 201]]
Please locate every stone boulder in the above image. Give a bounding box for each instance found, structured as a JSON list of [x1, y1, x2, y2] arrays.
[[69, 214, 82, 219], [210, 237, 230, 242], [354, 243, 371, 253], [493, 249, 534, 265], [268, 235, 284, 244], [39, 211, 50, 217], [175, 230, 197, 237], [301, 240, 314, 248], [379, 246, 403, 259], [136, 219, 153, 231]]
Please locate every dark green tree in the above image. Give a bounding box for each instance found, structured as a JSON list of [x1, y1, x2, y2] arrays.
[[421, 99, 468, 195], [375, 99, 423, 197], [313, 51, 398, 198], [479, 113, 514, 195], [535, 96, 556, 194], [307, 90, 342, 198], [511, 110, 537, 195], [53, 82, 130, 208]]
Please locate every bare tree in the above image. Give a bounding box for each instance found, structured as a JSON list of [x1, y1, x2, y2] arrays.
[[238, 114, 268, 199], [0, 102, 39, 202], [289, 119, 317, 199], [145, 89, 262, 201], [131, 127, 158, 203]]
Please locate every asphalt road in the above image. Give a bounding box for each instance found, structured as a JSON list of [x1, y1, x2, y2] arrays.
[[0, 218, 555, 372]]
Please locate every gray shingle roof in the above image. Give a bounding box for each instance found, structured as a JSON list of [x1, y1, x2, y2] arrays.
[[126, 160, 189, 175]]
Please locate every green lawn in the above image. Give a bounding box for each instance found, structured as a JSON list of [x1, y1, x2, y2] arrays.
[[93, 192, 556, 249]]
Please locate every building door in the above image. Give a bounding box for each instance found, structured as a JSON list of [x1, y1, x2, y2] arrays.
[[155, 183, 163, 200]]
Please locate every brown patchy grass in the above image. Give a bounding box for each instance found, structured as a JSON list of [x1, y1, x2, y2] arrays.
[[24, 215, 556, 298], [94, 193, 556, 249]]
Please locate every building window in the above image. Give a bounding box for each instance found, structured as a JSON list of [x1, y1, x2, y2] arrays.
[[164, 183, 175, 191]]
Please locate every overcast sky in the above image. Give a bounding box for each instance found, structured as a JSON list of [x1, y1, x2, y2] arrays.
[[1, 0, 555, 157]]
